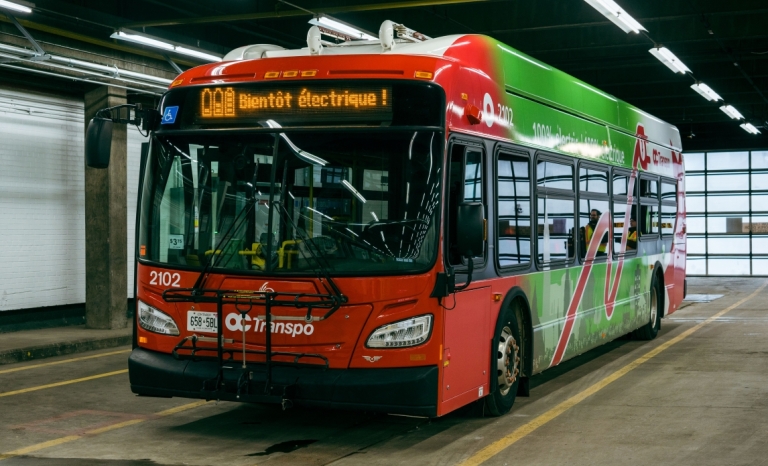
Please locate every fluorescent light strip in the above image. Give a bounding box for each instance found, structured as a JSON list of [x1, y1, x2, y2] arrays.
[[740, 123, 761, 135], [311, 15, 377, 41], [690, 82, 722, 102], [0, 0, 33, 13], [720, 105, 744, 120], [111, 31, 222, 62], [649, 47, 690, 74], [583, 0, 646, 33], [341, 180, 367, 204]]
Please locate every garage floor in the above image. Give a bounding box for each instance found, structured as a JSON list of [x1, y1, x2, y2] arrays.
[[1, 277, 766, 466]]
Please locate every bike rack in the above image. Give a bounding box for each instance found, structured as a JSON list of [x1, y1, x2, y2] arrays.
[[163, 287, 342, 407]]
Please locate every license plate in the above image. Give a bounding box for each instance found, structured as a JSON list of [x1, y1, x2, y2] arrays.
[[187, 311, 217, 333]]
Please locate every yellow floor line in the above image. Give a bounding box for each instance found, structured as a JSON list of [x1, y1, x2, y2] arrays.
[[0, 349, 131, 376], [0, 400, 210, 461], [0, 370, 128, 398], [459, 281, 768, 466]]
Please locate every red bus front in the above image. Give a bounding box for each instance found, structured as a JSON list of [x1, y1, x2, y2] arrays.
[[129, 78, 455, 417]]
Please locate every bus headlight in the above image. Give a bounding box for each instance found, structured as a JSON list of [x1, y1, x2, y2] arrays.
[[138, 300, 180, 336], [366, 315, 432, 348]]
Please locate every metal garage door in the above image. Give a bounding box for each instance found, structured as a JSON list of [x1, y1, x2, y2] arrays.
[[0, 85, 145, 311]]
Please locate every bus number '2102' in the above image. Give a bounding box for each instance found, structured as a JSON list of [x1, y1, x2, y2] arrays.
[[149, 271, 181, 287]]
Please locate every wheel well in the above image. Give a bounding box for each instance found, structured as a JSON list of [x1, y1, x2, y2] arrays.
[[496, 288, 533, 379]]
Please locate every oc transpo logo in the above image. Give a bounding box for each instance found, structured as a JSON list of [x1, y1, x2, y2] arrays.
[[224, 282, 315, 337]]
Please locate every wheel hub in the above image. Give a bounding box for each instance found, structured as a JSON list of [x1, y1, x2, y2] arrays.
[[496, 326, 520, 396]]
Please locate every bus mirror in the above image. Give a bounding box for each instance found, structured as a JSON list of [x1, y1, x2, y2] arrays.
[[85, 117, 113, 169], [456, 202, 485, 258]]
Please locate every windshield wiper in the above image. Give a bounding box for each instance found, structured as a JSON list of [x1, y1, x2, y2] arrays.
[[273, 199, 347, 303], [190, 197, 257, 294]]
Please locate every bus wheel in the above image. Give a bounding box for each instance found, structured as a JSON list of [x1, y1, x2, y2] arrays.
[[634, 276, 661, 340], [485, 307, 521, 416]]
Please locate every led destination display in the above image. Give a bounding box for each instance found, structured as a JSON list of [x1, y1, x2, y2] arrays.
[[197, 85, 392, 123]]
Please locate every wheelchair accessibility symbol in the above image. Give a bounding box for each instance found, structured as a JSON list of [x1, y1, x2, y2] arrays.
[[161, 106, 179, 125]]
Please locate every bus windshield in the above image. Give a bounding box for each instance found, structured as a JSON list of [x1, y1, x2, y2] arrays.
[[138, 130, 443, 276]]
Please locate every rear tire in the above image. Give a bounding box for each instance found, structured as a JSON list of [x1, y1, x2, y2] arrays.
[[634, 275, 661, 340], [484, 304, 522, 416]]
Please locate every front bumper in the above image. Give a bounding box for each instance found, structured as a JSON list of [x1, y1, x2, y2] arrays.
[[129, 347, 438, 417]]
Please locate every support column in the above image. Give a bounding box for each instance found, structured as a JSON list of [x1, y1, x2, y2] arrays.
[[84, 86, 128, 329]]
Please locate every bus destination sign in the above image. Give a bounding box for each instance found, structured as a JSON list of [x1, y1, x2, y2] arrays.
[[196, 85, 393, 124]]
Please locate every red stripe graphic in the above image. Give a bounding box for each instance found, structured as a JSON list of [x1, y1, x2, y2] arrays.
[[550, 125, 647, 367]]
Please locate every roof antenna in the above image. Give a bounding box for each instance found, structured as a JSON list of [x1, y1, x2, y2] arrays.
[[380, 20, 395, 51], [307, 26, 322, 55]]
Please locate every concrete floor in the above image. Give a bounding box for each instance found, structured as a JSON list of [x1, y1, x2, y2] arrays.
[[1, 277, 766, 466]]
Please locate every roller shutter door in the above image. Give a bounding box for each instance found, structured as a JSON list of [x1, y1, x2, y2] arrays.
[[0, 85, 145, 310]]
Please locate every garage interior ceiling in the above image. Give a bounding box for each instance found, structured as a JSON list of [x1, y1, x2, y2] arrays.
[[0, 0, 766, 151]]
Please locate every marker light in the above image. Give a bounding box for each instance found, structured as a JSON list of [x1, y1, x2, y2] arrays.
[[649, 47, 690, 74], [366, 315, 433, 348], [309, 15, 377, 41], [0, 0, 33, 13], [740, 123, 761, 135], [583, 0, 646, 33], [690, 82, 722, 102], [138, 301, 180, 336], [111, 30, 222, 62], [720, 105, 744, 120]]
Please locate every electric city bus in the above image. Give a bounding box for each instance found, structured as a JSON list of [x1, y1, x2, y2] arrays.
[[87, 22, 686, 417]]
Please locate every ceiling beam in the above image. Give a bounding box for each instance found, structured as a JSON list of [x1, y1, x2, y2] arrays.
[[0, 13, 198, 68], [122, 0, 494, 28]]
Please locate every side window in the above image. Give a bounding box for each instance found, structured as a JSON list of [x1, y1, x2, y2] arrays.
[[661, 181, 677, 236], [447, 143, 485, 265], [579, 166, 609, 260], [497, 152, 531, 267], [612, 171, 637, 255], [536, 158, 575, 266], [639, 176, 660, 236]]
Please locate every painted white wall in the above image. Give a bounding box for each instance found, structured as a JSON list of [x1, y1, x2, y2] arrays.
[[0, 85, 146, 311]]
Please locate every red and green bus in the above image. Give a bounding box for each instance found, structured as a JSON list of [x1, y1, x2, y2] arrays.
[[92, 26, 685, 417]]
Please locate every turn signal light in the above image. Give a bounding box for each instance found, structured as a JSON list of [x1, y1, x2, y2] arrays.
[[415, 71, 433, 79]]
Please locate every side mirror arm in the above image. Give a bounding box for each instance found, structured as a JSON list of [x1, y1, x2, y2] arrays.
[[452, 255, 474, 291]]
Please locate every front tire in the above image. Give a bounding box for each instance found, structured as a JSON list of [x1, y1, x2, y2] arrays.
[[484, 304, 522, 416], [634, 276, 661, 340]]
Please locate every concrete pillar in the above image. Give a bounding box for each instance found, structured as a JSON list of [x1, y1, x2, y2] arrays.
[[84, 86, 128, 329]]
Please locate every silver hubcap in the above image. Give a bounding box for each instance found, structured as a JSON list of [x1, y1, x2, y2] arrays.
[[496, 326, 520, 396], [650, 289, 658, 328]]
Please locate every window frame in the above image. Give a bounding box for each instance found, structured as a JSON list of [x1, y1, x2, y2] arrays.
[[660, 176, 678, 238], [534, 152, 577, 269], [445, 135, 488, 271], [577, 161, 611, 264], [639, 173, 661, 240], [494, 145, 534, 273], [611, 168, 638, 258]]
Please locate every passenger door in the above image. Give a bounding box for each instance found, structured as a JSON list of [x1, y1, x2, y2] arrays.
[[441, 140, 491, 411]]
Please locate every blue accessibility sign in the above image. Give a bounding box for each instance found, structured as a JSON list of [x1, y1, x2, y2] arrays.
[[161, 106, 179, 125]]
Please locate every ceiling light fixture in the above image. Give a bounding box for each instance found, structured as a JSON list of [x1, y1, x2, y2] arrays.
[[583, 0, 646, 34], [111, 30, 222, 62], [740, 123, 761, 135], [720, 105, 744, 120], [690, 82, 722, 102], [0, 0, 33, 13], [308, 15, 377, 41], [649, 47, 690, 74]]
